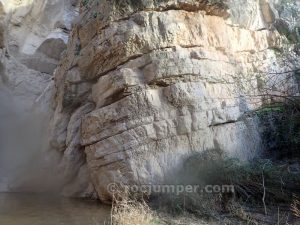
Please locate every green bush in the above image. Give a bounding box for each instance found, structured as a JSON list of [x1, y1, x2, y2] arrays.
[[257, 103, 300, 159]]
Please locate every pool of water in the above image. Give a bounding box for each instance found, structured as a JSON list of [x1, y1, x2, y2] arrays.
[[0, 193, 111, 225]]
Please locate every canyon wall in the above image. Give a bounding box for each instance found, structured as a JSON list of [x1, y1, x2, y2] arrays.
[[0, 0, 299, 201], [0, 0, 81, 193], [50, 0, 299, 201]]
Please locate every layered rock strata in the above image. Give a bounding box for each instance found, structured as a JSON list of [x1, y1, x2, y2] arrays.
[[0, 0, 299, 200], [51, 0, 299, 201]]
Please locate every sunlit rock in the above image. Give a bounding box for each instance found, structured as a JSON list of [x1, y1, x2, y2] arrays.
[[50, 0, 300, 201]]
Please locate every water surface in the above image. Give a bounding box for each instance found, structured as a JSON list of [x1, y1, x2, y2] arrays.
[[0, 193, 111, 225]]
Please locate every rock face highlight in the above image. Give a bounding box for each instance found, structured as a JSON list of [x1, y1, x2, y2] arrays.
[[51, 0, 299, 201], [0, 0, 299, 200]]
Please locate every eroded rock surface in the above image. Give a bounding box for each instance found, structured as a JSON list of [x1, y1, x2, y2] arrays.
[[0, 0, 79, 109], [0, 0, 96, 196], [0, 0, 299, 200], [50, 0, 299, 201]]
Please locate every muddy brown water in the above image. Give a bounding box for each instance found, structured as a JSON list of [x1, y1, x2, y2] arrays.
[[0, 193, 111, 225]]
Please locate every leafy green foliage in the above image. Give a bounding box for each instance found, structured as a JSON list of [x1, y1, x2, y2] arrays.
[[82, 0, 90, 7], [257, 103, 300, 159]]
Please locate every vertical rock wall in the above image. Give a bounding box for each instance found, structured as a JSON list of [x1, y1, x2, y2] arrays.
[[0, 0, 89, 194], [50, 0, 299, 201], [0, 0, 299, 200]]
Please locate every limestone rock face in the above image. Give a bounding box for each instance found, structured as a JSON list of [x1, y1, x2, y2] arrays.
[[0, 0, 79, 109], [50, 0, 299, 201], [272, 0, 300, 49], [0, 0, 299, 200], [0, 0, 97, 196]]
